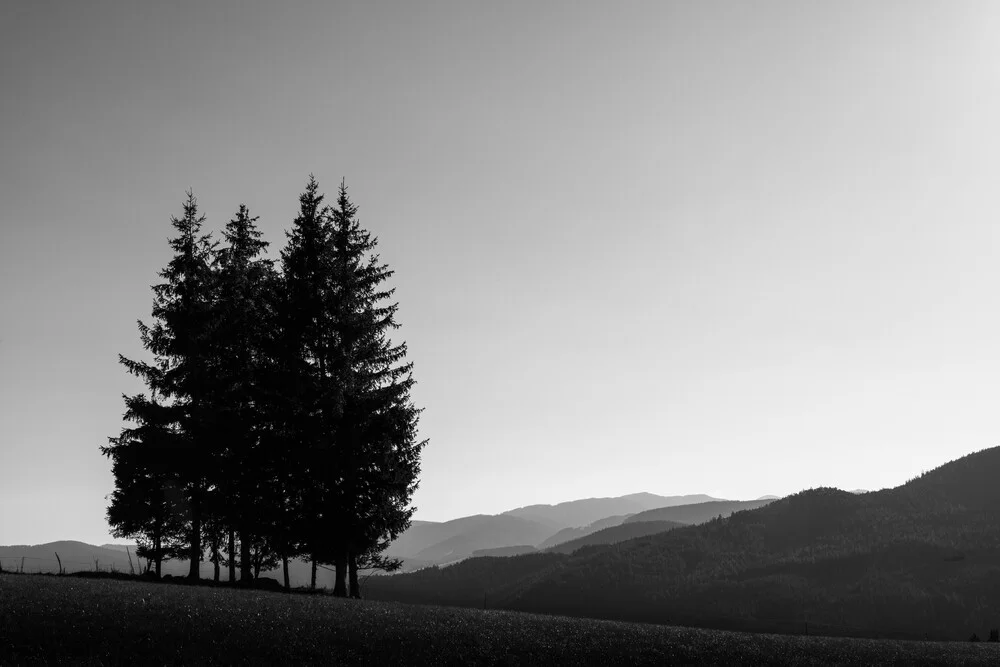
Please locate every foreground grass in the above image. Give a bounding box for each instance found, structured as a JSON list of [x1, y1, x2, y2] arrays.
[[2, 573, 1000, 666]]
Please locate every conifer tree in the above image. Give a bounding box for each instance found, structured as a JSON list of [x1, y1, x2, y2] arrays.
[[108, 191, 218, 580], [326, 181, 426, 597], [211, 204, 277, 584], [277, 176, 342, 583]]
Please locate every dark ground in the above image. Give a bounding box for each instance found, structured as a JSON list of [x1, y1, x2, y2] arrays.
[[2, 573, 999, 665]]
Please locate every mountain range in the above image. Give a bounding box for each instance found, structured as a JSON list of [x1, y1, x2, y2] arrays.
[[0, 491, 755, 581], [384, 492, 730, 568], [365, 447, 1000, 640]]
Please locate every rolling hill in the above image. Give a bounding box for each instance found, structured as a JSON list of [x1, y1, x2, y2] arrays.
[[366, 447, 1000, 640], [623, 498, 776, 525], [544, 520, 686, 554], [535, 514, 633, 550], [385, 514, 555, 566], [385, 492, 726, 568], [503, 493, 720, 529]]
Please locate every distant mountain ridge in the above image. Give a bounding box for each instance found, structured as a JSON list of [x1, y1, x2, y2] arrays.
[[503, 493, 721, 529], [544, 520, 686, 555], [384, 492, 726, 569], [536, 514, 633, 550], [623, 499, 776, 525], [3, 491, 760, 578]]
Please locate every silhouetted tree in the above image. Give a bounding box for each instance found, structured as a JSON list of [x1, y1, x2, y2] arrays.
[[112, 191, 218, 580], [325, 181, 426, 598], [277, 176, 342, 587], [210, 203, 277, 584]]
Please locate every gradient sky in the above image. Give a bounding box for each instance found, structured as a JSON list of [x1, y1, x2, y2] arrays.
[[4, 1, 1000, 545]]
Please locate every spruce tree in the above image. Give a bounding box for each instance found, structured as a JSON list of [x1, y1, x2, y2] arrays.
[[277, 176, 343, 585], [211, 204, 277, 584], [109, 191, 218, 580], [326, 181, 425, 598]]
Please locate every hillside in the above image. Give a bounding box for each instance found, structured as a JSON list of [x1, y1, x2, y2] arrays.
[[402, 515, 555, 564], [623, 498, 776, 525], [545, 521, 686, 555], [536, 514, 633, 550], [472, 545, 538, 557], [385, 493, 724, 568], [503, 493, 720, 529], [368, 447, 1000, 640]]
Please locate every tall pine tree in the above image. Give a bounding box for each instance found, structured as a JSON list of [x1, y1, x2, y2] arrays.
[[326, 181, 425, 598], [108, 191, 218, 580], [210, 203, 277, 584], [277, 176, 344, 583]]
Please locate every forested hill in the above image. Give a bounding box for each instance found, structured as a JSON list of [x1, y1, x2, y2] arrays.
[[623, 498, 777, 524], [503, 493, 720, 529], [366, 447, 1000, 640], [544, 521, 686, 555]]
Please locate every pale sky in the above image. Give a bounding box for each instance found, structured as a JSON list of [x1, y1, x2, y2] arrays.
[[4, 1, 1000, 545]]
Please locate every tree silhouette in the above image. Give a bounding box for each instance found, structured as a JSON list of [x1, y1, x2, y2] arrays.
[[210, 203, 277, 584], [108, 192, 218, 580], [325, 181, 425, 597]]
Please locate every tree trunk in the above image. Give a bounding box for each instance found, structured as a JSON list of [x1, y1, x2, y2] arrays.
[[155, 556, 162, 579], [239, 530, 253, 585], [310, 557, 317, 590], [282, 555, 290, 592], [188, 492, 201, 580], [212, 533, 221, 582], [348, 550, 361, 599], [333, 552, 348, 597], [228, 529, 236, 583]]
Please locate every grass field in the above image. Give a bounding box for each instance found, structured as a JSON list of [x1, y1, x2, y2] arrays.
[[2, 573, 1000, 665]]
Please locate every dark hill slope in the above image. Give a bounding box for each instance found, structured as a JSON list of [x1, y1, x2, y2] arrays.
[[624, 499, 776, 525], [409, 515, 554, 564], [384, 514, 553, 567], [369, 447, 1000, 640], [366, 553, 567, 608], [536, 514, 633, 550], [545, 521, 686, 555]]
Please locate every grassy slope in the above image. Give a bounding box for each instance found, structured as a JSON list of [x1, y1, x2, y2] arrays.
[[2, 574, 1000, 666]]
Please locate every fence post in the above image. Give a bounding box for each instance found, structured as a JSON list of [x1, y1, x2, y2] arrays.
[[20, 557, 25, 574], [55, 552, 63, 575]]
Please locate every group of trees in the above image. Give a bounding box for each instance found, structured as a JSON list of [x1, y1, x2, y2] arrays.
[[101, 176, 425, 597]]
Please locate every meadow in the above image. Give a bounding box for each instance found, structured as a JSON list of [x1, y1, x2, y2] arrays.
[[2, 573, 1000, 665]]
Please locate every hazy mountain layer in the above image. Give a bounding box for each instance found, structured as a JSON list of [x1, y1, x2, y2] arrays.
[[623, 498, 776, 525], [536, 514, 633, 550], [503, 493, 720, 530], [544, 520, 686, 555]]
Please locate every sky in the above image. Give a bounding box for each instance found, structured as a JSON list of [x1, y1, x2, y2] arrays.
[[3, 0, 1000, 545]]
